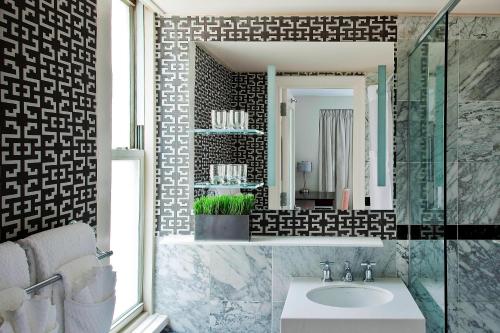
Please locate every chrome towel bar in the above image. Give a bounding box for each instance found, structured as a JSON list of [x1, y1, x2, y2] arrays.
[[24, 249, 113, 295]]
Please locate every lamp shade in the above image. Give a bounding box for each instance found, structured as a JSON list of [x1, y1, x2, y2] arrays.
[[297, 161, 312, 173]]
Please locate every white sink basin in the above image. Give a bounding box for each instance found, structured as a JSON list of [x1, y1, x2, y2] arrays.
[[306, 284, 394, 308], [281, 278, 424, 333]]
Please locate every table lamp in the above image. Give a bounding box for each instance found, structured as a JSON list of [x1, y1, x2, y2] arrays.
[[297, 161, 312, 194]]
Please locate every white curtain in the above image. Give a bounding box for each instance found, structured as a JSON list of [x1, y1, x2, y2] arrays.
[[318, 109, 353, 209]]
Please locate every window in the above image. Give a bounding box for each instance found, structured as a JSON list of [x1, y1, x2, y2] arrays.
[[110, 0, 144, 328], [112, 0, 135, 149]]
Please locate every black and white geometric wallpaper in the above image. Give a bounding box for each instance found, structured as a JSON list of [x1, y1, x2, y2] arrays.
[[194, 46, 234, 184], [194, 46, 268, 208], [155, 16, 398, 235], [251, 210, 396, 239], [0, 0, 97, 242]]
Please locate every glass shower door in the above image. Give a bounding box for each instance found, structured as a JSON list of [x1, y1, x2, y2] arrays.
[[408, 15, 447, 333]]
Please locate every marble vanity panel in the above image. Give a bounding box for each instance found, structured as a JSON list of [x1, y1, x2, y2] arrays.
[[458, 40, 500, 102], [333, 240, 397, 280], [154, 244, 211, 332], [458, 101, 500, 162], [411, 285, 444, 333], [272, 302, 285, 333], [458, 16, 500, 40], [396, 239, 409, 285], [154, 244, 210, 303], [272, 241, 397, 302], [209, 245, 272, 302], [272, 246, 335, 302], [457, 240, 500, 303], [209, 300, 272, 333], [458, 161, 500, 225]]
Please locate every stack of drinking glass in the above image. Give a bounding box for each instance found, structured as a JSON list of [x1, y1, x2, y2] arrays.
[[211, 110, 248, 129], [210, 164, 248, 185]]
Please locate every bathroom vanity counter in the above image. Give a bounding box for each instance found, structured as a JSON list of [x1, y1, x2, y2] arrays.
[[160, 235, 383, 247], [281, 277, 425, 333]]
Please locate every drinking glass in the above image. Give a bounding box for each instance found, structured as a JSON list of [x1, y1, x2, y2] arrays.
[[211, 110, 227, 129], [242, 111, 249, 129], [210, 164, 226, 184], [225, 164, 239, 184], [228, 110, 245, 129], [239, 164, 248, 184]]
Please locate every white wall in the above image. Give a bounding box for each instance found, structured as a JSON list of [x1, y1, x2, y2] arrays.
[[294, 96, 354, 192], [96, 0, 112, 251]]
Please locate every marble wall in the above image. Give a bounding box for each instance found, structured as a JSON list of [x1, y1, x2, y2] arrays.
[[446, 16, 500, 333], [395, 15, 500, 333], [155, 240, 396, 333]]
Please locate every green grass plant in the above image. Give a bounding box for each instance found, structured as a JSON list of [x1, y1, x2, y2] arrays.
[[193, 194, 255, 215]]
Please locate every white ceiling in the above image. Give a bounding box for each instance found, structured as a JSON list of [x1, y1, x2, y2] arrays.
[[290, 89, 354, 97], [198, 42, 394, 73], [155, 0, 500, 16]]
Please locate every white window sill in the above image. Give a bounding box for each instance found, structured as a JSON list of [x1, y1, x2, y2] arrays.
[[118, 313, 168, 333]]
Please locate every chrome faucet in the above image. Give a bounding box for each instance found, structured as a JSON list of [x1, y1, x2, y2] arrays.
[[361, 261, 376, 282], [320, 261, 334, 282], [342, 261, 353, 282]]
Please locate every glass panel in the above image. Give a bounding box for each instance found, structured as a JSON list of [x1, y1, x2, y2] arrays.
[[112, 0, 132, 148], [408, 14, 447, 333], [193, 182, 264, 190], [110, 159, 141, 321], [192, 129, 265, 135]]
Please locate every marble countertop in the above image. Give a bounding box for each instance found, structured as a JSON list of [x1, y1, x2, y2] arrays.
[[159, 235, 383, 247]]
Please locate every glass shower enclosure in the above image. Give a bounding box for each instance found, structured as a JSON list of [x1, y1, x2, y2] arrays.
[[407, 10, 448, 333]]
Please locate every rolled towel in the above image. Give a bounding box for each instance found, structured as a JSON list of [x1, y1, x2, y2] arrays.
[[0, 288, 58, 333], [18, 223, 96, 283], [17, 222, 97, 330], [0, 242, 30, 290]]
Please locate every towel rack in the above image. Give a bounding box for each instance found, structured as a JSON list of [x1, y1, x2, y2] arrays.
[[24, 249, 113, 295]]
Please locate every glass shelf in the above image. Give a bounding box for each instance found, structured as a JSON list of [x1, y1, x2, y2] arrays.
[[192, 129, 265, 135], [193, 182, 264, 190]]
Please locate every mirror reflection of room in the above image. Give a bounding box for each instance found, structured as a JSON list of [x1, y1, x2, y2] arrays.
[[190, 41, 395, 212], [292, 89, 354, 210]]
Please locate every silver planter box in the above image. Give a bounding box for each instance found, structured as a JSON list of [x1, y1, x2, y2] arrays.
[[194, 215, 250, 241]]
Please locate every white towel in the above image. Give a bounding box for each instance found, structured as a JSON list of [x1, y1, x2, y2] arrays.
[[17, 222, 97, 331], [0, 242, 30, 290], [58, 258, 116, 333], [0, 288, 58, 333], [17, 223, 96, 283]]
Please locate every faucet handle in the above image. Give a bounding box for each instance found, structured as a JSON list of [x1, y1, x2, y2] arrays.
[[320, 260, 333, 266], [361, 261, 376, 268], [344, 261, 351, 269]]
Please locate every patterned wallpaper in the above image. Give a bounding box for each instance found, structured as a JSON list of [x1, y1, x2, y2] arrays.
[[155, 16, 398, 235], [0, 0, 97, 242], [193, 46, 269, 208]]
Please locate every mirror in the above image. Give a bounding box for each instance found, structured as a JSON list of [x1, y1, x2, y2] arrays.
[[189, 41, 395, 211]]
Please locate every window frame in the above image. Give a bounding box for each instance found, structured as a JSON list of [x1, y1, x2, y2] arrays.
[[109, 0, 147, 330], [110, 149, 145, 331]]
